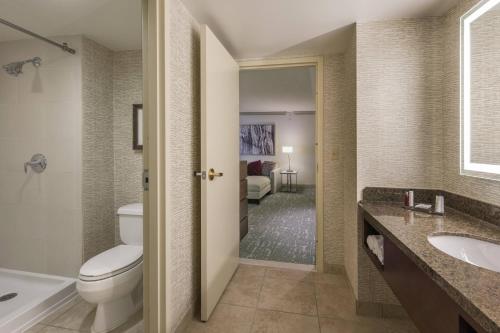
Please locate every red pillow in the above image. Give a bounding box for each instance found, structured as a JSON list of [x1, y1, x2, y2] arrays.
[[248, 160, 262, 176]]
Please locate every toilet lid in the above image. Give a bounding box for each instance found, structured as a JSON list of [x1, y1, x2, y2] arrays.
[[79, 245, 143, 281]]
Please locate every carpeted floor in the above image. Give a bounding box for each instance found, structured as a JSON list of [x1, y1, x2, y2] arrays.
[[239, 186, 316, 265]]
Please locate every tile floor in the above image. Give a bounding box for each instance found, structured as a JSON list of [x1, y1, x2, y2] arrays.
[[185, 264, 419, 333], [24, 296, 143, 333]]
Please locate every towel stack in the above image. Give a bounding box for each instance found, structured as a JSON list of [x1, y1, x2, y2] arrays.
[[367, 235, 384, 265]]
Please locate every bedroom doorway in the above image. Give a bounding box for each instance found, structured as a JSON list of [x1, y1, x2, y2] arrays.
[[238, 57, 324, 271]]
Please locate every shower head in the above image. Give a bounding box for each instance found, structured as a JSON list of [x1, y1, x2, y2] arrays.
[[3, 57, 41, 77]]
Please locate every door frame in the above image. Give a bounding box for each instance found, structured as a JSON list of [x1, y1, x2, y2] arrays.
[[142, 0, 168, 331], [238, 56, 325, 272]]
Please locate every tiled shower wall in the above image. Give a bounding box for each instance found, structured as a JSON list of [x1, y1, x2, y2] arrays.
[[0, 36, 83, 277]]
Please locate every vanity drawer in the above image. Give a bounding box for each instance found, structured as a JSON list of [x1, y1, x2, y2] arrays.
[[240, 179, 247, 200], [240, 199, 248, 220]]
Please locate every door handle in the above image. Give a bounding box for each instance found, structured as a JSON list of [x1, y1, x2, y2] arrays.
[[208, 168, 223, 181]]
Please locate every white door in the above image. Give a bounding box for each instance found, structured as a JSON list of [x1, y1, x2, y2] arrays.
[[200, 24, 240, 321]]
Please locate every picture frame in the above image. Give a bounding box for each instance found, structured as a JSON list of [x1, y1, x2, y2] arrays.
[[133, 104, 143, 150], [240, 124, 275, 156]]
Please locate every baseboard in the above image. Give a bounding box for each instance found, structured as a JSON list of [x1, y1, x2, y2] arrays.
[[356, 300, 409, 320]]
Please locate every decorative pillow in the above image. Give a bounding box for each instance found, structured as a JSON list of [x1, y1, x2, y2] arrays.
[[261, 161, 276, 177], [248, 160, 262, 176]]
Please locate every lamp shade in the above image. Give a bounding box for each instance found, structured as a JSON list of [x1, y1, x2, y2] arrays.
[[282, 146, 293, 153]]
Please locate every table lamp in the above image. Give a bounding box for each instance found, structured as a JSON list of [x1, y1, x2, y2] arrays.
[[282, 146, 293, 171]]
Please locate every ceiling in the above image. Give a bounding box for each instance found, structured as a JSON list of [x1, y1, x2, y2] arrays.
[[181, 0, 459, 59], [240, 67, 316, 113], [0, 0, 142, 51]]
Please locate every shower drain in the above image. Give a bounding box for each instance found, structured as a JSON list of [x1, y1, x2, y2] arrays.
[[0, 293, 17, 302]]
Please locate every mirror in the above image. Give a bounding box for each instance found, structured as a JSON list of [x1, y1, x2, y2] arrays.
[[461, 0, 500, 180]]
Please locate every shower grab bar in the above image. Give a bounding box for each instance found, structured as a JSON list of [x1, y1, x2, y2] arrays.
[[0, 18, 76, 55]]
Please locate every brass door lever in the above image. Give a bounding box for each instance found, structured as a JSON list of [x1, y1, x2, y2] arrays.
[[208, 168, 223, 181]]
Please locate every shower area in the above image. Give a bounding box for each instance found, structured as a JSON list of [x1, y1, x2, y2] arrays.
[[0, 21, 82, 332], [0, 10, 144, 332]]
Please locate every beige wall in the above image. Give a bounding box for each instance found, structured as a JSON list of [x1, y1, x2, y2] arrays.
[[112, 50, 143, 243], [342, 29, 358, 298], [443, 0, 500, 206], [166, 0, 201, 330], [82, 37, 115, 262], [0, 36, 83, 277], [354, 18, 445, 304], [323, 54, 345, 268]]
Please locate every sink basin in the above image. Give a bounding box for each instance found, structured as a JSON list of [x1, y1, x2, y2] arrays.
[[427, 235, 500, 273]]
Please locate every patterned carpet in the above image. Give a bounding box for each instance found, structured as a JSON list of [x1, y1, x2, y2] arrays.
[[239, 186, 316, 265]]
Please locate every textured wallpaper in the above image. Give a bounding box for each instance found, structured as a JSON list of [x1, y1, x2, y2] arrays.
[[443, 0, 500, 206], [112, 50, 143, 243], [81, 37, 115, 262], [342, 30, 358, 299], [323, 55, 346, 269], [167, 0, 201, 330]]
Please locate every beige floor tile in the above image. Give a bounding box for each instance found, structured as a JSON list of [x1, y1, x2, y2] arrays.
[[319, 317, 418, 333], [185, 303, 255, 333], [41, 296, 83, 325], [110, 309, 144, 333], [319, 317, 380, 333], [311, 272, 350, 288], [237, 264, 267, 278], [30, 326, 79, 333], [24, 324, 49, 333], [251, 309, 320, 333], [220, 268, 264, 307], [48, 299, 96, 332], [264, 268, 315, 282], [258, 277, 317, 316], [315, 283, 357, 320]]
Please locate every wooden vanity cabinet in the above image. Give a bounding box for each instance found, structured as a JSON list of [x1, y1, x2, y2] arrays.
[[362, 212, 486, 333], [239, 161, 248, 240]]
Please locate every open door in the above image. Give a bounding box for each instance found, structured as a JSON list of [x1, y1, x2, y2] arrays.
[[200, 25, 240, 321]]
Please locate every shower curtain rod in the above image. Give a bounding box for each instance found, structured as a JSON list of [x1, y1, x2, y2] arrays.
[[0, 17, 76, 54]]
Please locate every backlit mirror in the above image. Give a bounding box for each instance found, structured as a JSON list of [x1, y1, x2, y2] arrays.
[[461, 0, 500, 180]]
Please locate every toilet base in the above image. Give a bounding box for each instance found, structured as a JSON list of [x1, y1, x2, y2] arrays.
[[91, 294, 135, 333]]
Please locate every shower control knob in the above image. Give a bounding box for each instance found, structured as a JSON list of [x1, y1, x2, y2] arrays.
[[24, 153, 47, 174]]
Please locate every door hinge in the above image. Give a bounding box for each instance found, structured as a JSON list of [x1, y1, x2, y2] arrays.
[[143, 169, 149, 191]]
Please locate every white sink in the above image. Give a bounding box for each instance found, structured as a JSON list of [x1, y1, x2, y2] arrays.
[[427, 235, 500, 273]]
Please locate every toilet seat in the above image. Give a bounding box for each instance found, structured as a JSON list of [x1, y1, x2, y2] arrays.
[[79, 245, 143, 282]]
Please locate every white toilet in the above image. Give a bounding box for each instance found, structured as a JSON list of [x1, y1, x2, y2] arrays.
[[77, 203, 143, 333]]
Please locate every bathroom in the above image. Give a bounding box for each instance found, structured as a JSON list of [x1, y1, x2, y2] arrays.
[[0, 1, 144, 332], [1, 0, 500, 332]]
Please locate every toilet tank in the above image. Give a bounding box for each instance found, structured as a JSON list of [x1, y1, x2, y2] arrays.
[[117, 203, 143, 245]]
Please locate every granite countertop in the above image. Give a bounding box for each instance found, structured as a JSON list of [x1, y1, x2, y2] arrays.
[[360, 201, 500, 333]]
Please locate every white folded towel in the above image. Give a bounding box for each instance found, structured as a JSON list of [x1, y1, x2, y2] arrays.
[[367, 235, 384, 265]]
